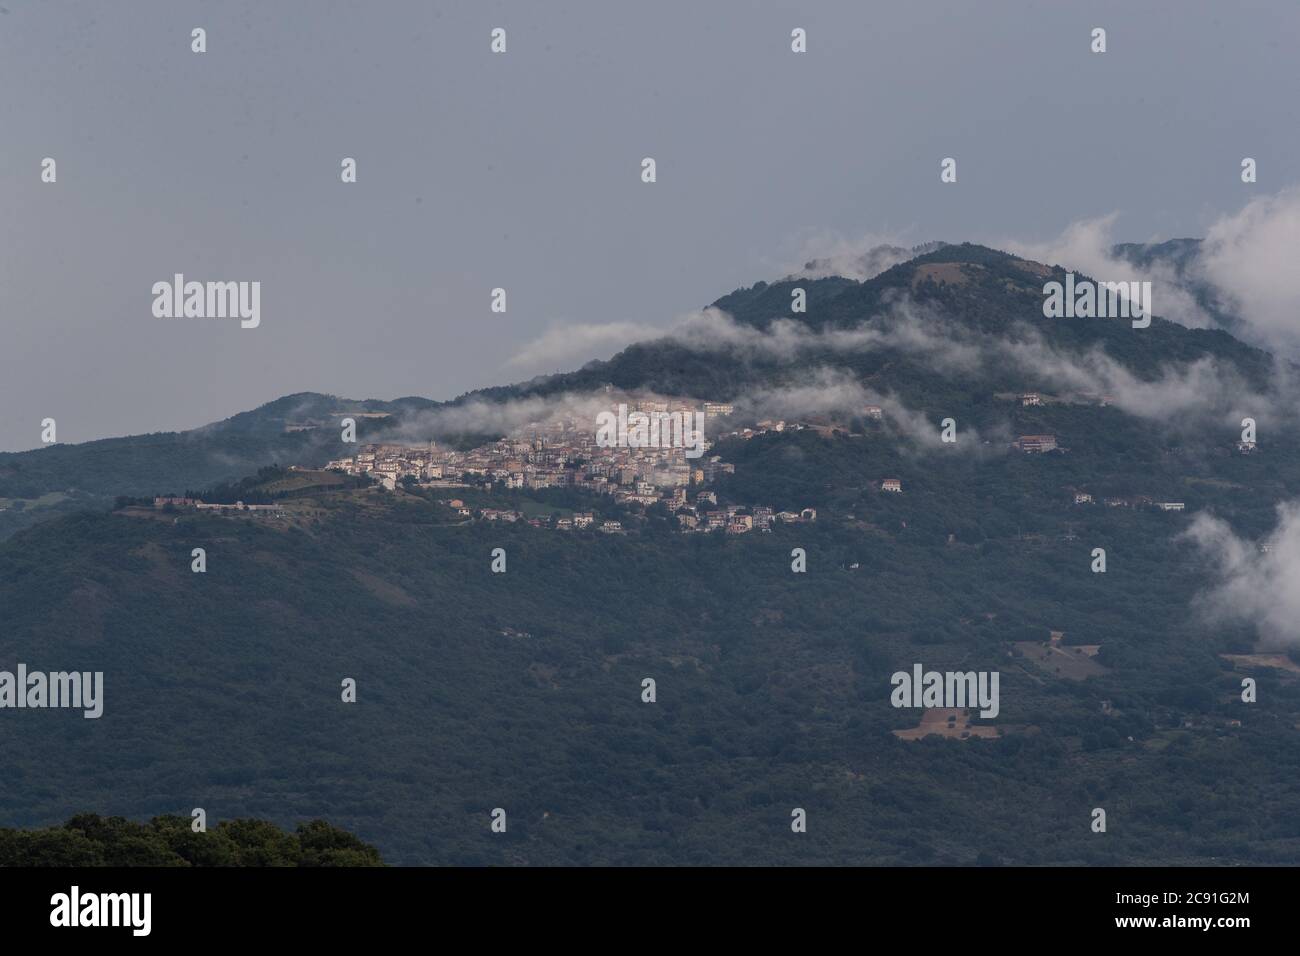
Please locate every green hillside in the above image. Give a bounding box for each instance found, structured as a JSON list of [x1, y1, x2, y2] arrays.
[[1, 244, 1278, 520], [1, 448, 1297, 865], [2, 244, 1299, 865]]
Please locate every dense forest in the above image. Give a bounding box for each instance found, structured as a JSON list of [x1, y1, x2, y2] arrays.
[[2, 469, 1297, 865], [0, 815, 383, 866]]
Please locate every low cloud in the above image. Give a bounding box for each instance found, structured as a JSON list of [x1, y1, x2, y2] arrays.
[[667, 302, 1275, 431], [504, 191, 1300, 390], [998, 215, 1214, 329], [506, 321, 661, 372], [784, 233, 947, 282], [997, 331, 1268, 429], [1198, 186, 1300, 354], [450, 197, 1300, 450], [997, 188, 1300, 355], [664, 307, 888, 356], [354, 290, 1273, 467], [1182, 503, 1300, 648], [735, 367, 873, 420], [369, 351, 993, 455], [733, 368, 954, 445], [377, 391, 617, 443], [662, 301, 982, 373]]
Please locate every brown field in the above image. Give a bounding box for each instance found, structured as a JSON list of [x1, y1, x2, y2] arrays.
[[256, 469, 350, 495], [117, 505, 175, 521], [1221, 653, 1300, 675], [893, 707, 1000, 741], [350, 568, 418, 607], [1012, 640, 1107, 680], [912, 262, 982, 288], [1008, 257, 1053, 277], [1185, 477, 1245, 491]]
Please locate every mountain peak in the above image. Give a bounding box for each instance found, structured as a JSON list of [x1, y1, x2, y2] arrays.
[[794, 240, 950, 281]]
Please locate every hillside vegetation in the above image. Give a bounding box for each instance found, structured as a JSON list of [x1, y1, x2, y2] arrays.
[[2, 244, 1298, 865]]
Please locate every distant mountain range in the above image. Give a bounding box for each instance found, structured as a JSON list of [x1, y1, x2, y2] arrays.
[[0, 241, 1275, 535]]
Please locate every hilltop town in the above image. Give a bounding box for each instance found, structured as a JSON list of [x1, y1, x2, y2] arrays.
[[312, 395, 818, 534], [138, 386, 1237, 534]]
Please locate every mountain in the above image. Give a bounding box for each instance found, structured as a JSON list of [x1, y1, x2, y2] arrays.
[[504, 242, 1276, 397], [1112, 237, 1204, 272], [1110, 237, 1248, 338], [0, 243, 1275, 521], [0, 393, 425, 540], [4, 242, 1300, 865], [794, 240, 950, 281]]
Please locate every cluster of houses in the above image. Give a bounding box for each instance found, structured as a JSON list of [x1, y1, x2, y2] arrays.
[[1018, 392, 1113, 408], [436, 495, 817, 535], [322, 394, 736, 509], [1012, 434, 1060, 454], [715, 404, 888, 443], [1070, 492, 1185, 512], [1019, 431, 1254, 459], [312, 393, 828, 533], [678, 503, 817, 534], [152, 497, 281, 515]]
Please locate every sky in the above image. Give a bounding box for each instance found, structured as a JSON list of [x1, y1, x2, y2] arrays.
[[2, 0, 1298, 452]]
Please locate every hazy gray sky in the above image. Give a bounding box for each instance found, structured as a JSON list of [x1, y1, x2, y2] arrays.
[[3, 0, 1298, 451]]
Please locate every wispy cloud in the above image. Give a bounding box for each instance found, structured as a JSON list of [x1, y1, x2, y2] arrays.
[[505, 321, 660, 371], [504, 189, 1300, 388], [780, 232, 946, 282], [667, 302, 1277, 430], [997, 214, 1214, 329], [996, 332, 1268, 428], [376, 391, 617, 442], [1198, 186, 1300, 354], [994, 188, 1300, 355], [1182, 503, 1300, 648], [492, 291, 1284, 449], [732, 366, 972, 450]]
